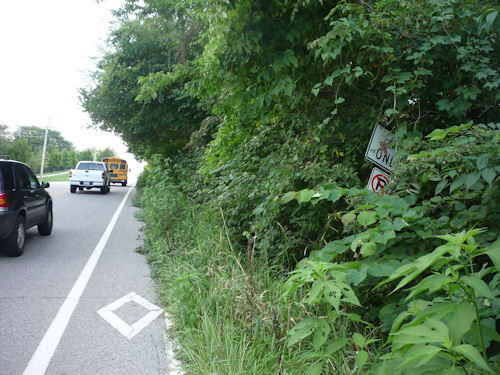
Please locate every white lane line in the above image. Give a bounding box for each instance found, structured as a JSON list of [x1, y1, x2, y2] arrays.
[[23, 187, 134, 375]]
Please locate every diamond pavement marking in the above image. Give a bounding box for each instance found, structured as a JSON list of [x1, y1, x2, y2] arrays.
[[97, 292, 164, 340]]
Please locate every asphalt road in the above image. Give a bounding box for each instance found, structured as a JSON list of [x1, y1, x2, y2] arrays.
[[0, 181, 174, 375]]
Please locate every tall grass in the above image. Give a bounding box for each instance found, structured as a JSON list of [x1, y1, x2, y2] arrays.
[[135, 169, 314, 375]]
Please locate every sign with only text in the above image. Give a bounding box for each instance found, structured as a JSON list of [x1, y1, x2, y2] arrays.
[[365, 125, 396, 172], [367, 167, 391, 193]]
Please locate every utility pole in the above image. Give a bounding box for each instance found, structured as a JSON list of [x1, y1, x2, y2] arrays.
[[40, 125, 49, 178]]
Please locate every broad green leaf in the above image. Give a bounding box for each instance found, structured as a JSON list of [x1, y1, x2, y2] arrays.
[[399, 345, 442, 367], [461, 276, 495, 299], [450, 175, 467, 192], [352, 332, 366, 347], [297, 189, 316, 203], [406, 274, 454, 300], [465, 172, 481, 189], [435, 178, 448, 195], [281, 191, 297, 203], [357, 211, 378, 226], [305, 361, 323, 375], [346, 267, 368, 285], [326, 188, 342, 203], [288, 318, 316, 346], [484, 238, 500, 270], [325, 338, 348, 355], [454, 344, 493, 373], [447, 300, 475, 345], [427, 128, 447, 140], [356, 350, 368, 369], [360, 242, 377, 257], [482, 168, 496, 184], [312, 319, 331, 350], [323, 282, 341, 311], [341, 212, 356, 226], [476, 156, 488, 170], [305, 281, 325, 303]]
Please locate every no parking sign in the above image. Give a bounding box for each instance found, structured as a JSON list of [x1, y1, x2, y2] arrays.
[[367, 167, 391, 193]]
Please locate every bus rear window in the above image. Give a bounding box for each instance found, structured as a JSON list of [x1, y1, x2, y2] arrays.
[[120, 164, 126, 170]]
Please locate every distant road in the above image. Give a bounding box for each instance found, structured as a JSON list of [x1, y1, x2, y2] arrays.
[[0, 182, 172, 374]]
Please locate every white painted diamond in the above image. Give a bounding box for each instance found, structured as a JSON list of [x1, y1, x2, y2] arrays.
[[98, 292, 164, 340]]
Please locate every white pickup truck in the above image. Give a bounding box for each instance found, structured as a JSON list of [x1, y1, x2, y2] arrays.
[[69, 161, 111, 194]]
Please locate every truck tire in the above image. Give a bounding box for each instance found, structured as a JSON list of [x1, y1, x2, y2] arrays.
[[122, 181, 127, 186], [3, 215, 26, 257], [70, 185, 77, 193], [38, 204, 53, 236], [100, 186, 107, 194]]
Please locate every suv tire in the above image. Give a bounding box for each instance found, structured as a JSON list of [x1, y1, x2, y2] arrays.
[[38, 204, 53, 235], [70, 185, 77, 193], [4, 215, 26, 257]]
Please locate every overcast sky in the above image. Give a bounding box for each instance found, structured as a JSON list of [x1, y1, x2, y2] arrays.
[[0, 0, 132, 158]]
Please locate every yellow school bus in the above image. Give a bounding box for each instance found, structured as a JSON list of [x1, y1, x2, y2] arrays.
[[102, 157, 128, 186]]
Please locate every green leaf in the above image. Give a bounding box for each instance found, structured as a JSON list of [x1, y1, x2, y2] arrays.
[[476, 156, 488, 170], [484, 238, 500, 270], [482, 168, 496, 184], [461, 276, 495, 299], [334, 97, 345, 104], [305, 281, 325, 303], [305, 361, 323, 375], [352, 332, 366, 347], [313, 319, 331, 350], [465, 172, 481, 189], [360, 242, 377, 257], [357, 211, 377, 226], [447, 300, 475, 345], [427, 128, 447, 140], [356, 350, 368, 369], [288, 319, 316, 346], [454, 344, 493, 373], [435, 178, 448, 195], [341, 212, 356, 226], [297, 189, 316, 203], [281, 191, 297, 203], [325, 338, 348, 355], [450, 175, 467, 192], [399, 345, 442, 367]]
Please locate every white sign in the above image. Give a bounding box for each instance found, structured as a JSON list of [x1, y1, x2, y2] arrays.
[[367, 167, 391, 193], [98, 292, 163, 340], [365, 125, 396, 172]]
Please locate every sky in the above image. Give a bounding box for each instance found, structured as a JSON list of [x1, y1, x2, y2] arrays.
[[0, 0, 142, 170]]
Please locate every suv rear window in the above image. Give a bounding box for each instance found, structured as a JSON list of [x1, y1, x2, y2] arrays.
[[0, 164, 15, 190]]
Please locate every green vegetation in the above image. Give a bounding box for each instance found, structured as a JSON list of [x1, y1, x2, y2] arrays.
[[38, 171, 70, 183], [87, 0, 499, 373], [0, 124, 116, 173]]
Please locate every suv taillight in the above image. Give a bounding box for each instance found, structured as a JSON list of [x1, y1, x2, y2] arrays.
[[0, 193, 8, 211], [70, 171, 72, 178], [102, 172, 105, 179]]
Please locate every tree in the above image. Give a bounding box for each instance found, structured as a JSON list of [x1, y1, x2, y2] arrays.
[[7, 139, 33, 165], [80, 2, 206, 159], [97, 147, 117, 160], [77, 149, 94, 161]]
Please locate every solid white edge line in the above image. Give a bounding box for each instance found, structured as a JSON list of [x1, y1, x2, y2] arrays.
[[164, 315, 184, 375], [23, 187, 134, 375]]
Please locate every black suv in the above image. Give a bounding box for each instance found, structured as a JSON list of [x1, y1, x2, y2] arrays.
[[0, 158, 53, 256]]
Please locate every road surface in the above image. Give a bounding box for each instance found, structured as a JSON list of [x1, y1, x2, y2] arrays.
[[0, 181, 175, 375]]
